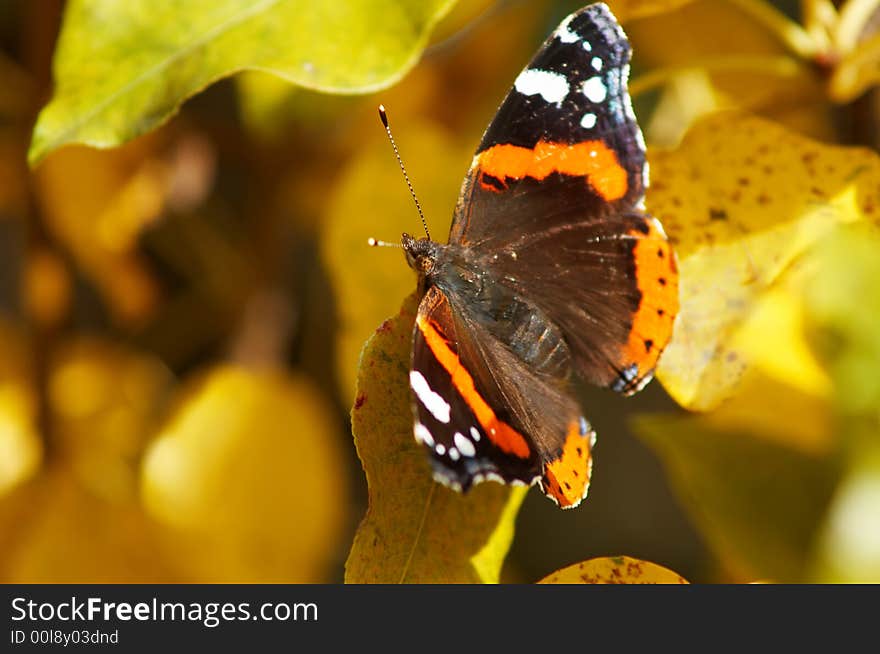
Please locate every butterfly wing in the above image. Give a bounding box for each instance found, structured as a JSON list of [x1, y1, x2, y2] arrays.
[[411, 285, 595, 508], [450, 3, 678, 392]]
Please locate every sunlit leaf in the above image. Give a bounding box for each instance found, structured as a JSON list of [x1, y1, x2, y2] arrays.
[[539, 555, 688, 583], [345, 294, 526, 583], [0, 470, 181, 582], [48, 338, 172, 500], [803, 226, 880, 416], [29, 0, 457, 163], [142, 365, 348, 582], [628, 0, 832, 142], [649, 112, 880, 410], [0, 338, 181, 582], [323, 120, 466, 402], [635, 413, 838, 581], [804, 226, 880, 582]]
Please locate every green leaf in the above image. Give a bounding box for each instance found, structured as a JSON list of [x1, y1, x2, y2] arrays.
[[804, 225, 880, 417], [804, 226, 880, 581], [29, 0, 457, 164], [345, 293, 526, 584], [635, 413, 839, 581]]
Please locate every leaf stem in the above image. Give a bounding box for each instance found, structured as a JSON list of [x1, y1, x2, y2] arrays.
[[399, 482, 436, 584]]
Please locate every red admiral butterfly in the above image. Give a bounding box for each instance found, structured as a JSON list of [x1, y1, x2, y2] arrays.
[[393, 3, 678, 508]]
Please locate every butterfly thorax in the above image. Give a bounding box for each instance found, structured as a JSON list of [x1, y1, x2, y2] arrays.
[[404, 234, 572, 382]]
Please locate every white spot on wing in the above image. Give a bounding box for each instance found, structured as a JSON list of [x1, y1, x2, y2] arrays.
[[454, 432, 476, 457], [470, 427, 481, 442], [555, 13, 580, 43], [582, 77, 607, 103], [449, 448, 460, 461], [435, 443, 446, 456], [580, 113, 597, 129], [591, 56, 603, 71], [514, 68, 569, 104], [414, 423, 434, 447], [409, 370, 450, 423], [582, 40, 592, 51]]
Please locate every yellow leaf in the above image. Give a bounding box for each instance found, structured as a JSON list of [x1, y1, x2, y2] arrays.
[[142, 365, 348, 582], [0, 470, 181, 583], [539, 555, 688, 584], [48, 338, 172, 501], [346, 294, 526, 583], [627, 0, 832, 142], [649, 112, 880, 410]]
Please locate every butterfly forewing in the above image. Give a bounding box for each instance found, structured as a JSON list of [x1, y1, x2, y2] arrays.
[[449, 2, 677, 393]]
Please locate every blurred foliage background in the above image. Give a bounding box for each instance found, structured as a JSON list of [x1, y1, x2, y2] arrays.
[[2, 0, 880, 583]]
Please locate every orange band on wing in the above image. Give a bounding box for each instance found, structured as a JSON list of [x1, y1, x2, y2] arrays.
[[622, 218, 679, 378], [476, 141, 628, 201], [541, 420, 593, 508], [416, 316, 531, 459]]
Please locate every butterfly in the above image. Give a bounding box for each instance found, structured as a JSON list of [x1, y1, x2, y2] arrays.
[[398, 2, 678, 508]]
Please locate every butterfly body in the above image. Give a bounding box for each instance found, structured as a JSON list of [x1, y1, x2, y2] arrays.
[[402, 3, 679, 508]]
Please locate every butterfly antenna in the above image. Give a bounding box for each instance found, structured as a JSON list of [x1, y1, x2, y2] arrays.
[[378, 105, 431, 241]]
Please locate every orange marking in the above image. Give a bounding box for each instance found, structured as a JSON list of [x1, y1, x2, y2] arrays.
[[622, 217, 679, 380], [477, 141, 628, 201], [417, 316, 531, 459], [541, 420, 593, 508]]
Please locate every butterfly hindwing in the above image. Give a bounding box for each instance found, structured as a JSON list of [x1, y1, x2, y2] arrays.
[[411, 286, 595, 508]]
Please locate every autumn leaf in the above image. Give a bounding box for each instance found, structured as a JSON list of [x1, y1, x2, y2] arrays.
[[635, 413, 839, 582], [649, 111, 880, 411], [0, 339, 176, 582], [141, 366, 348, 582], [539, 555, 688, 584], [0, 470, 182, 583], [29, 0, 457, 164], [627, 0, 832, 144], [346, 294, 526, 584]]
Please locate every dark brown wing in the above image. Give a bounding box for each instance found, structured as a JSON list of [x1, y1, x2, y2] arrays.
[[448, 3, 678, 392], [410, 286, 595, 508], [450, 2, 646, 247]]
